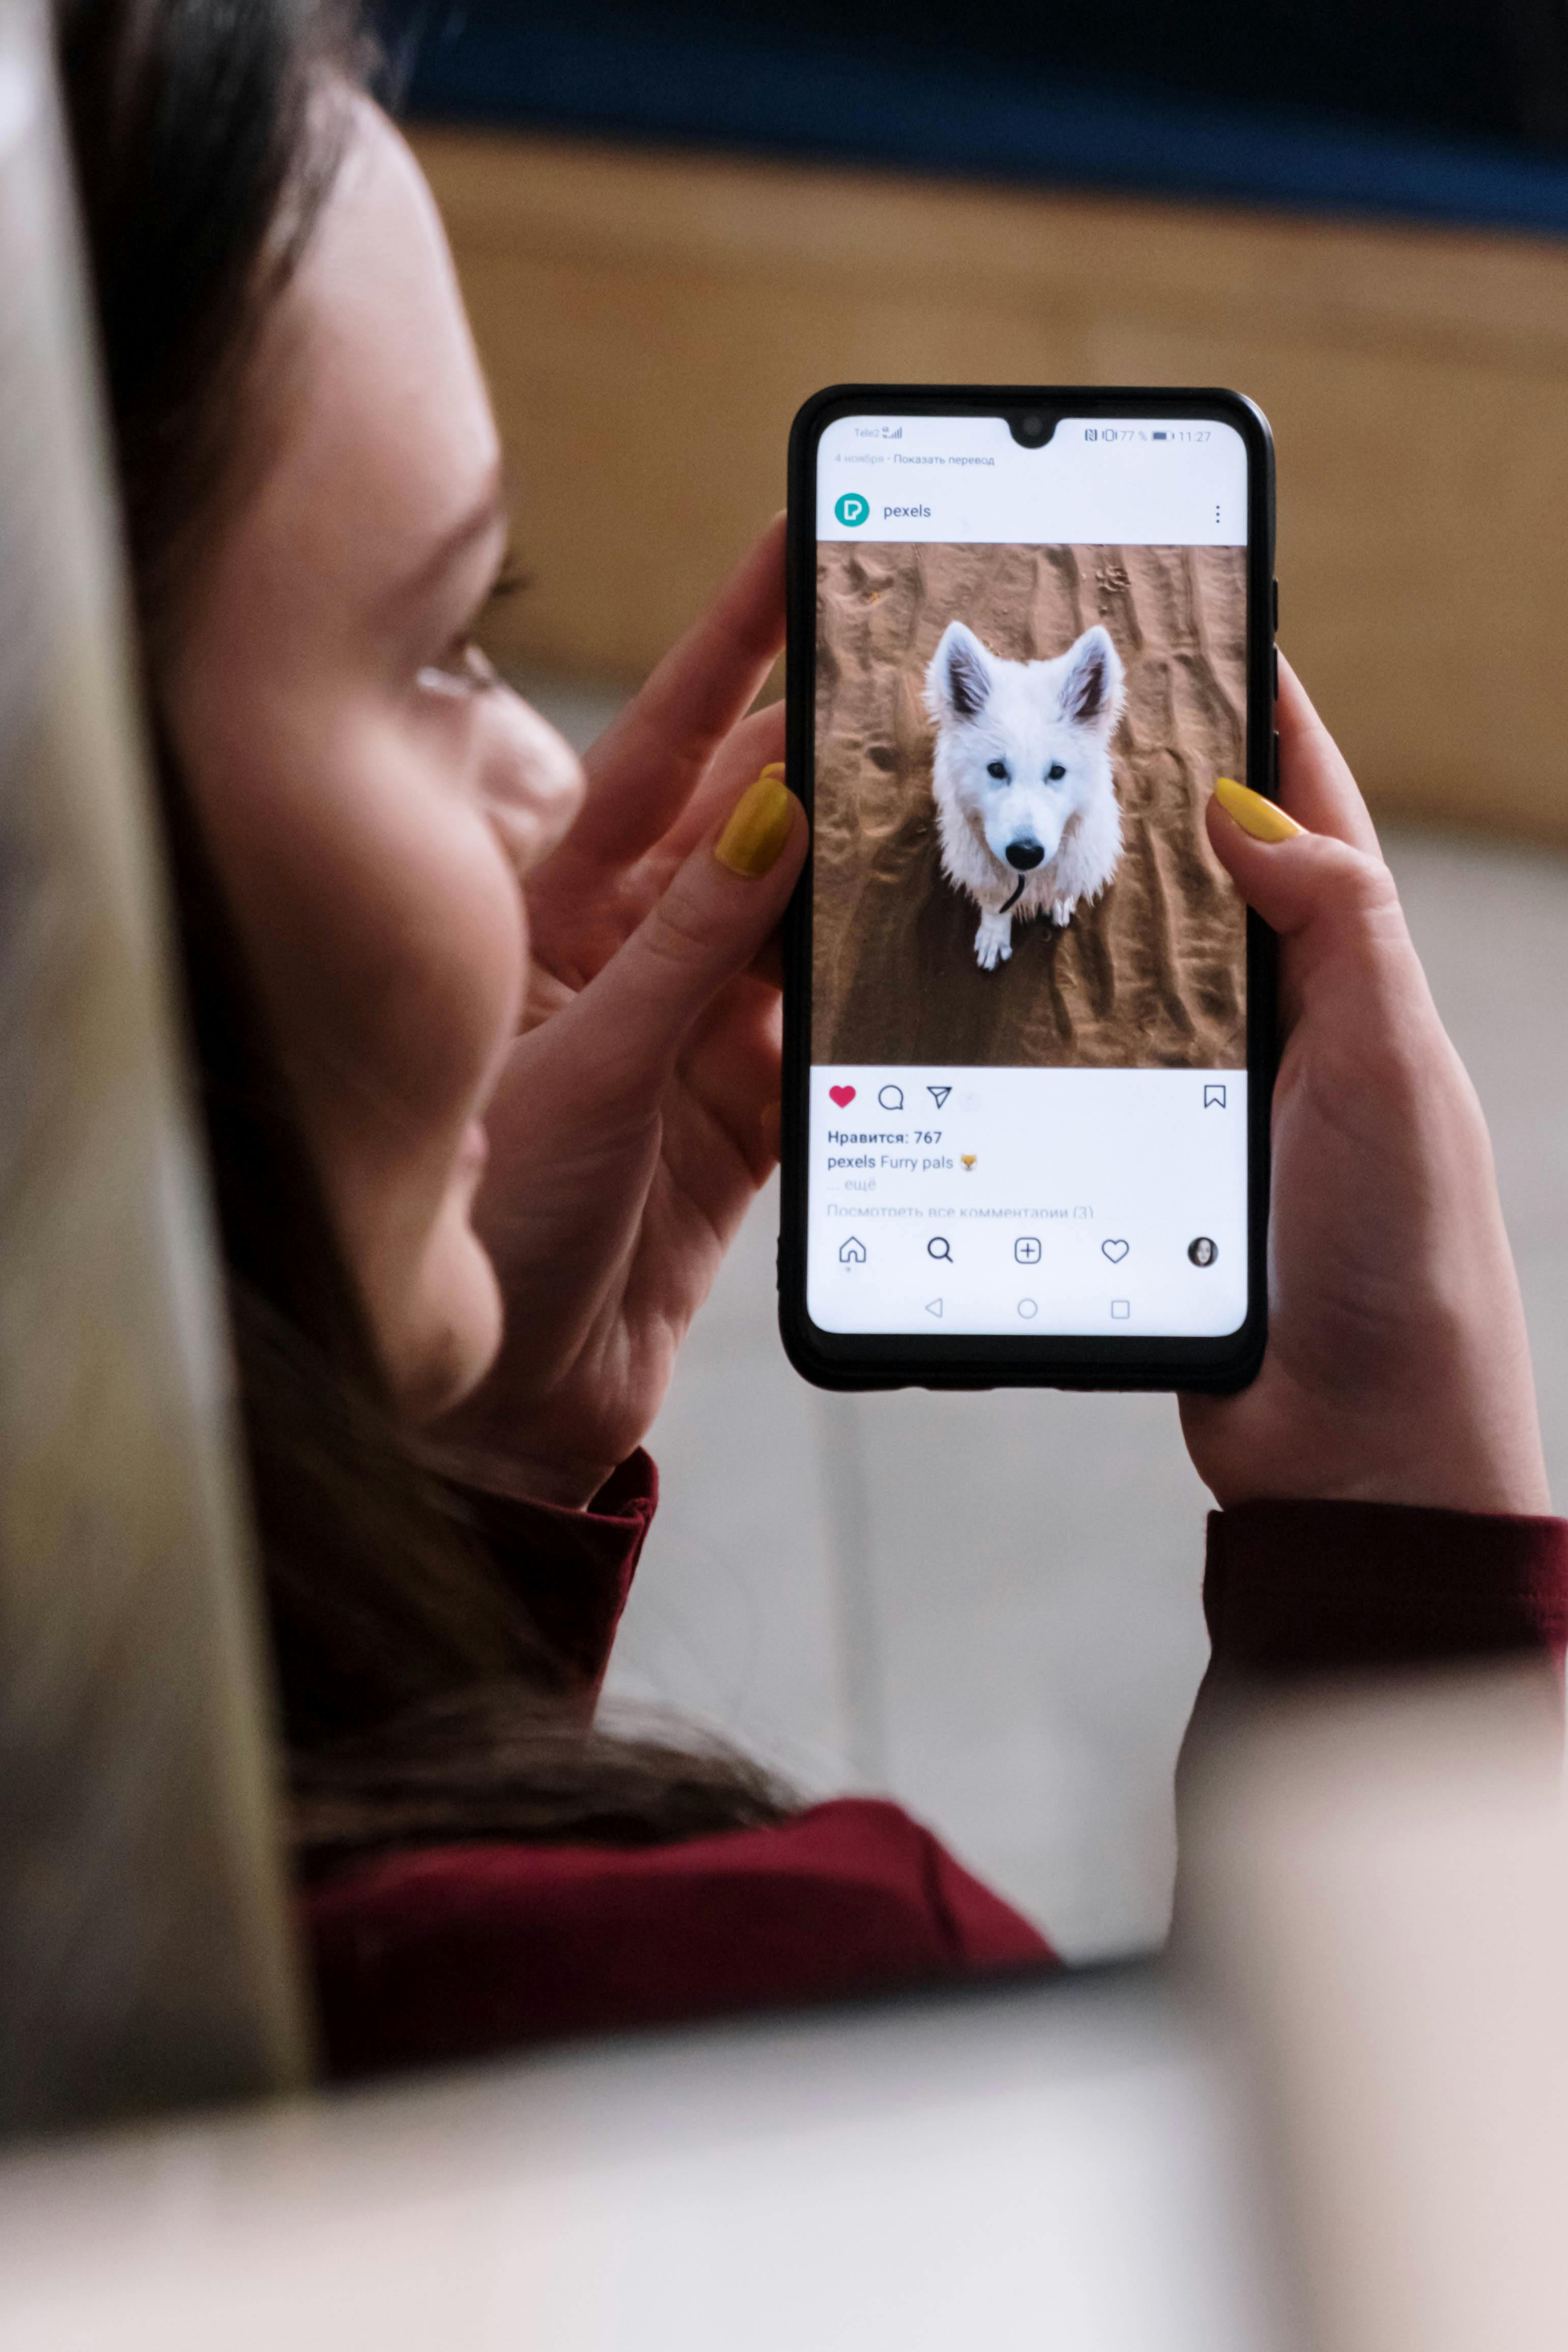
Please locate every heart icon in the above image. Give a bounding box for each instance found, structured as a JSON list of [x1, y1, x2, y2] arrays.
[[829, 1084, 856, 1107], [1101, 1239, 1130, 1263]]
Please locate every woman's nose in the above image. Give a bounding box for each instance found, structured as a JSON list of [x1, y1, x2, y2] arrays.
[[480, 689, 586, 879]]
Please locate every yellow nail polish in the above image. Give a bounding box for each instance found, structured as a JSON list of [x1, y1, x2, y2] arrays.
[[1213, 774, 1305, 843], [759, 762, 786, 781], [715, 772, 795, 877]]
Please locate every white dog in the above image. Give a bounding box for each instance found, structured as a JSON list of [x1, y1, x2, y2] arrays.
[[925, 620, 1126, 969]]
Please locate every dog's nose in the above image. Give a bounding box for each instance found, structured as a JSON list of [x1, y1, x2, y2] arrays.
[[1005, 838, 1045, 870]]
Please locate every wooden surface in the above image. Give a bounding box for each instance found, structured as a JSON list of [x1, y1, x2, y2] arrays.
[[414, 126, 1568, 839]]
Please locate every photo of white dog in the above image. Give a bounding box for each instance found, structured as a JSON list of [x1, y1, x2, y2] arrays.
[[925, 620, 1127, 970]]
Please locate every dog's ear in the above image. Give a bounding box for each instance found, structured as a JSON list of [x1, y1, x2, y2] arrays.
[[927, 622, 994, 722], [1058, 626, 1126, 733]]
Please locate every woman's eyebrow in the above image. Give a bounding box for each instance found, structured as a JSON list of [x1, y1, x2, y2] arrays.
[[383, 478, 510, 616]]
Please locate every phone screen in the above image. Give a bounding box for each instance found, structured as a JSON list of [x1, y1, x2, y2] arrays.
[[803, 407, 1255, 1349]]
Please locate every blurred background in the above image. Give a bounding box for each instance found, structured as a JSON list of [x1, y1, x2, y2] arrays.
[[386, 0, 1568, 1958]]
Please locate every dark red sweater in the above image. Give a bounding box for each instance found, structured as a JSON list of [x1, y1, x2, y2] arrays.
[[306, 1454, 1568, 2077]]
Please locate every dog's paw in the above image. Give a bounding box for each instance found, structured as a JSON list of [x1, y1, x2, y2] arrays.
[[1050, 899, 1076, 928], [974, 915, 1013, 970]]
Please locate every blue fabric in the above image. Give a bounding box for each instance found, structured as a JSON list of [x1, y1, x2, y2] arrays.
[[388, 8, 1568, 237]]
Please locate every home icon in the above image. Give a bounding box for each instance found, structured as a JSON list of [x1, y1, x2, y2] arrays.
[[838, 1236, 867, 1265]]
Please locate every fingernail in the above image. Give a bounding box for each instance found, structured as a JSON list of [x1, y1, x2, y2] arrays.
[[1213, 774, 1305, 844], [715, 772, 795, 877]]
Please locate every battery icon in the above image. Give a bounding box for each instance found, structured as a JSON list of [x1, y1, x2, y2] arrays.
[[1152, 430, 1168, 440]]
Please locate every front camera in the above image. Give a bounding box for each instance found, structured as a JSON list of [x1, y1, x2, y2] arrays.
[[1010, 410, 1055, 449]]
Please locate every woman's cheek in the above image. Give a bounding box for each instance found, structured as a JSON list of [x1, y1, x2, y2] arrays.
[[379, 785, 528, 1147], [266, 711, 529, 1187]]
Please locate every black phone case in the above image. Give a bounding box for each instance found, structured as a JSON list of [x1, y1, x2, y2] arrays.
[[778, 384, 1277, 1393]]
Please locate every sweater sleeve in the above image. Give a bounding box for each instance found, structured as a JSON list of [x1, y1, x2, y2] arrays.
[[308, 1798, 1054, 2078], [452, 1449, 658, 1699], [305, 1454, 1055, 2078], [1203, 1500, 1568, 1677]]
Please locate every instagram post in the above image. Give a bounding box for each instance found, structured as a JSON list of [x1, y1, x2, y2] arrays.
[[811, 540, 1248, 1071], [803, 412, 1255, 1341]]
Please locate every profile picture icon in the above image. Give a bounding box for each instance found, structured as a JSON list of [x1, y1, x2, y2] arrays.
[[1188, 1236, 1218, 1267], [834, 492, 870, 527]]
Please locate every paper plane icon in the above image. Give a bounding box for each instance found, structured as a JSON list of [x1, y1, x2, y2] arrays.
[[925, 1297, 943, 1318], [927, 1085, 951, 1108]]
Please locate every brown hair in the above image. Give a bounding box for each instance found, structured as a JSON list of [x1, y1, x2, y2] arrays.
[[56, 0, 791, 1874]]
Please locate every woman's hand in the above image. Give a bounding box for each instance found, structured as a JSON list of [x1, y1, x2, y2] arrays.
[[433, 520, 806, 1506], [1181, 658, 1549, 1517]]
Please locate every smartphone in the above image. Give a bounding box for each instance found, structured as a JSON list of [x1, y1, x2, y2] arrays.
[[778, 385, 1276, 1393]]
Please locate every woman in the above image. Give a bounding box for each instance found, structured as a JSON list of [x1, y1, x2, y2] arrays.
[[57, 0, 1567, 2074]]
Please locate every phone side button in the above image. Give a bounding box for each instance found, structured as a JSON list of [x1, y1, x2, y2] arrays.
[[1272, 578, 1279, 631], [1271, 645, 1279, 702]]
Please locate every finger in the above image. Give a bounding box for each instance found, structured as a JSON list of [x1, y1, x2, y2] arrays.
[[524, 702, 789, 988], [1206, 782, 1401, 948], [673, 970, 787, 1184], [748, 930, 786, 993], [545, 775, 806, 1095], [657, 702, 786, 866], [1274, 654, 1383, 857], [564, 517, 787, 871]]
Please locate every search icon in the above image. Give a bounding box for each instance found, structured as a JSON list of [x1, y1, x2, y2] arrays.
[[927, 1236, 953, 1262]]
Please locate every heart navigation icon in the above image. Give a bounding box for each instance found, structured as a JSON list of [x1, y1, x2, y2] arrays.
[[828, 1084, 856, 1107], [1101, 1239, 1130, 1263]]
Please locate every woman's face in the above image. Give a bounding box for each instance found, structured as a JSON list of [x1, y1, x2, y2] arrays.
[[165, 99, 584, 1419]]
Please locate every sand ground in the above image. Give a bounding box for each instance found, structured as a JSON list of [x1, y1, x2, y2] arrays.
[[813, 542, 1249, 1069]]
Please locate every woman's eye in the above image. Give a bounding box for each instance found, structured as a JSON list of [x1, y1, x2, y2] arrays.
[[1047, 761, 1066, 780], [414, 548, 526, 703], [986, 759, 1009, 780], [415, 639, 499, 701]]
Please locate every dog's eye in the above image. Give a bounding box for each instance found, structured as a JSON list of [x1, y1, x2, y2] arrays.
[[986, 760, 1009, 780], [1047, 761, 1067, 780]]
